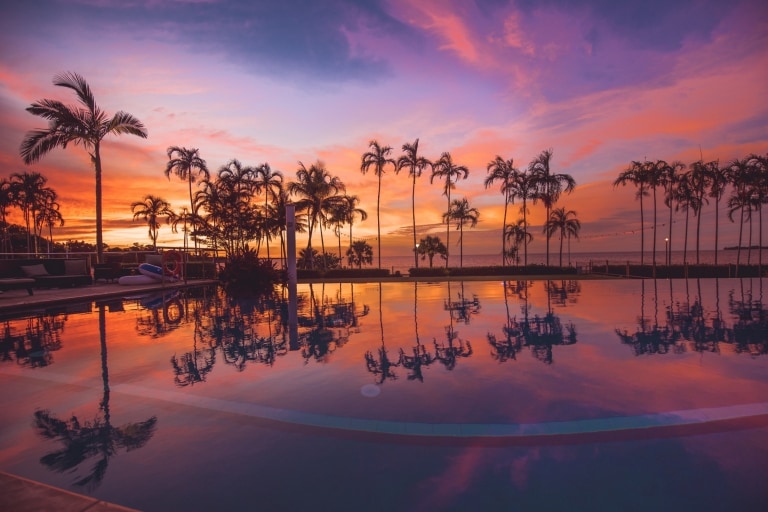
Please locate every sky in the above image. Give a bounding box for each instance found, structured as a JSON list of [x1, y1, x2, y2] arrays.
[[1, 0, 767, 259]]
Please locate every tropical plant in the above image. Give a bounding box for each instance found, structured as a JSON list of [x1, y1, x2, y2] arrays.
[[253, 163, 283, 260], [20, 72, 148, 263], [431, 152, 469, 267], [727, 156, 753, 273], [131, 195, 173, 251], [614, 160, 650, 265], [10, 171, 51, 254], [416, 235, 448, 268], [529, 149, 575, 266], [659, 160, 685, 263], [38, 194, 64, 254], [485, 155, 519, 266], [708, 160, 729, 264], [443, 197, 479, 267], [396, 138, 432, 268], [361, 140, 395, 268], [165, 146, 209, 220], [544, 207, 581, 267], [0, 179, 14, 253], [688, 160, 714, 264], [507, 167, 537, 265], [504, 218, 533, 266], [287, 161, 345, 269], [347, 240, 374, 268]]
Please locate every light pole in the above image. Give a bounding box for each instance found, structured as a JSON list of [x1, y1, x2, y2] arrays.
[[415, 243, 420, 269], [665, 237, 669, 267]]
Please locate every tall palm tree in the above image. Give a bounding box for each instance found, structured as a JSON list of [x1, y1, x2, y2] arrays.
[[614, 160, 650, 265], [689, 160, 714, 264], [10, 171, 50, 255], [361, 140, 395, 268], [0, 179, 14, 253], [508, 168, 537, 265], [485, 156, 519, 265], [675, 171, 699, 266], [254, 163, 283, 260], [529, 149, 576, 266], [660, 160, 685, 264], [431, 152, 469, 267], [166, 147, 209, 252], [544, 207, 581, 267], [727, 157, 752, 273], [131, 195, 173, 251], [396, 138, 432, 269], [708, 160, 728, 265], [38, 194, 64, 255], [443, 197, 479, 267], [337, 194, 367, 257], [20, 72, 148, 263], [287, 161, 345, 269]]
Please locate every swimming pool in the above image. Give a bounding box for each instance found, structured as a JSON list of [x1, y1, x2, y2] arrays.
[[1, 278, 767, 511]]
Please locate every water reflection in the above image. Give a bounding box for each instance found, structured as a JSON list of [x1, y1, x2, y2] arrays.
[[616, 278, 768, 356], [0, 313, 67, 367], [33, 304, 157, 490], [488, 280, 578, 364]]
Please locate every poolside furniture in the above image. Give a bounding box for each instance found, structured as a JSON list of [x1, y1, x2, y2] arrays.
[[93, 262, 124, 282], [0, 277, 35, 295], [0, 258, 93, 289]]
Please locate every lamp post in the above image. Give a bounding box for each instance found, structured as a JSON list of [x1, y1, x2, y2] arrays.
[[415, 243, 420, 269], [665, 237, 669, 267]]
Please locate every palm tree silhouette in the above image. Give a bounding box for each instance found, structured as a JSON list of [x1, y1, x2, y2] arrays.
[[544, 207, 580, 267], [165, 147, 209, 233], [131, 195, 173, 251], [364, 283, 399, 383], [339, 194, 367, 260], [361, 140, 395, 268], [288, 161, 346, 269], [504, 218, 533, 266], [727, 157, 753, 275], [38, 193, 64, 255], [708, 161, 729, 265], [20, 72, 147, 263], [431, 152, 469, 268], [614, 160, 650, 265], [253, 163, 284, 261], [9, 171, 51, 255], [347, 240, 373, 268], [507, 168, 537, 265], [396, 139, 432, 268], [416, 235, 447, 268], [529, 149, 575, 266], [33, 305, 157, 490], [485, 156, 519, 265], [443, 198, 479, 268]]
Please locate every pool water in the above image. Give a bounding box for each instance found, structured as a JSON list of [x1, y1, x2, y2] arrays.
[[1, 278, 767, 511]]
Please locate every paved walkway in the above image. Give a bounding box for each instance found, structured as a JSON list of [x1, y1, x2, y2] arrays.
[[0, 278, 218, 314], [0, 471, 140, 511]]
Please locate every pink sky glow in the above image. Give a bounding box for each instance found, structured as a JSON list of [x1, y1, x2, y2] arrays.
[[0, 0, 766, 259]]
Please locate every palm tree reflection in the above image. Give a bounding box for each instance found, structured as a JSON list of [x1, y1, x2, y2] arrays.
[[398, 282, 436, 382], [33, 304, 157, 490], [0, 313, 66, 368], [433, 281, 473, 370], [364, 282, 399, 383]]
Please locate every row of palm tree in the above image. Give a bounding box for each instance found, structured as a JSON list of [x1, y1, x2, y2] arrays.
[[614, 153, 768, 272], [0, 171, 64, 255], [18, 72, 584, 267]]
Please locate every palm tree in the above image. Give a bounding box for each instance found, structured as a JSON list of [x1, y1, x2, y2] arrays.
[[131, 195, 173, 251], [504, 218, 533, 266], [20, 72, 148, 263], [708, 160, 728, 265], [254, 163, 283, 260], [660, 160, 685, 264], [361, 140, 395, 268], [689, 160, 714, 264], [166, 147, 209, 252], [443, 197, 479, 267], [0, 179, 14, 253], [431, 152, 469, 267], [529, 149, 576, 266], [334, 194, 367, 262], [10, 171, 51, 255], [485, 156, 519, 265], [727, 157, 752, 273], [416, 235, 448, 268], [396, 138, 432, 268], [38, 195, 64, 255], [287, 161, 345, 269], [347, 240, 373, 268], [614, 160, 650, 265], [508, 168, 537, 265], [544, 207, 581, 267]]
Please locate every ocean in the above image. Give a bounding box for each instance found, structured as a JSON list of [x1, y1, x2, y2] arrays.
[[375, 249, 767, 274]]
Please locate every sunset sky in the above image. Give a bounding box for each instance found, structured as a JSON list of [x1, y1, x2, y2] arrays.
[[1, 0, 766, 258]]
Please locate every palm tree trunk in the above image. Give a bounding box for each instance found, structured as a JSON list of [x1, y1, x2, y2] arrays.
[[546, 204, 551, 266], [412, 175, 417, 269], [652, 186, 658, 269], [377, 174, 382, 268], [459, 225, 463, 267], [502, 190, 508, 266], [683, 208, 689, 265], [445, 190, 451, 268], [714, 196, 720, 265], [559, 233, 564, 267], [522, 197, 528, 266], [94, 144, 104, 264], [695, 199, 702, 264], [639, 186, 645, 266]]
